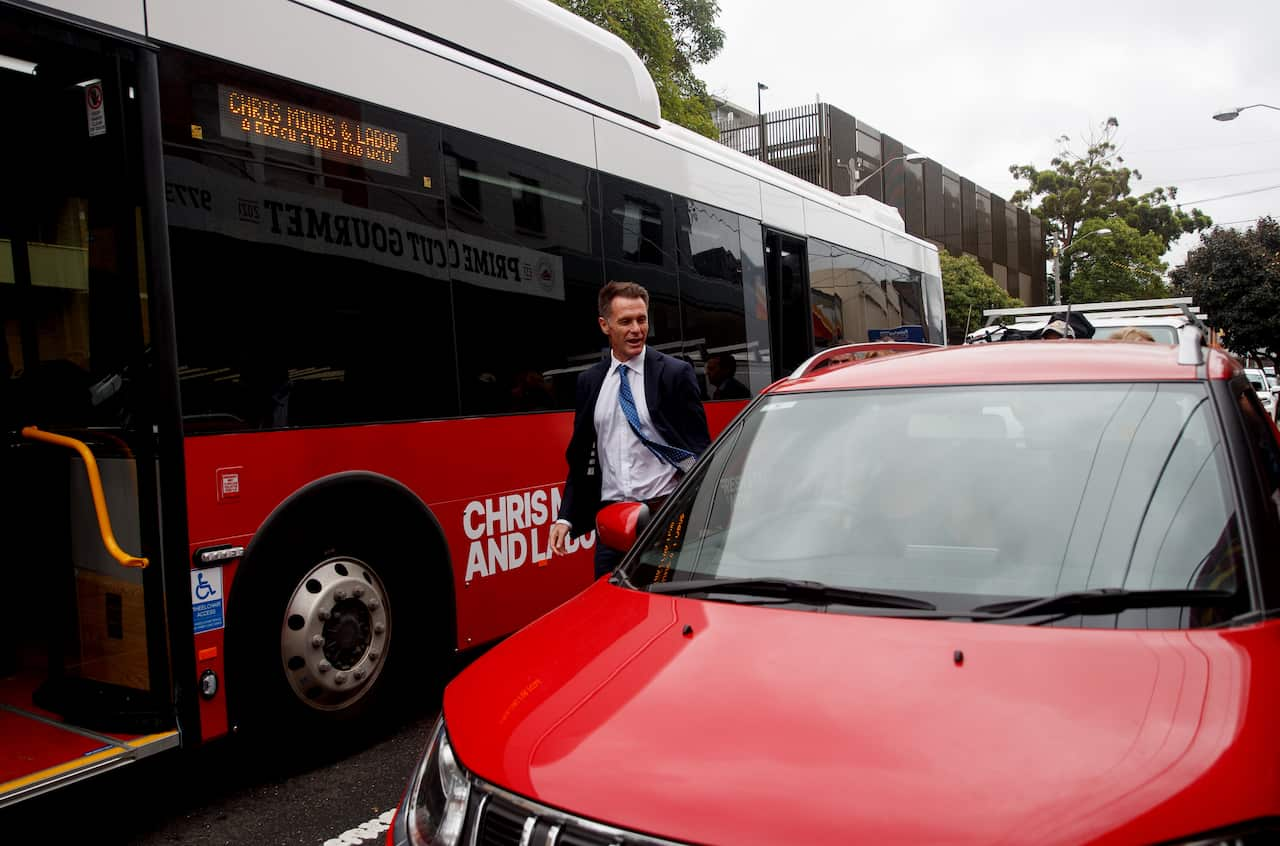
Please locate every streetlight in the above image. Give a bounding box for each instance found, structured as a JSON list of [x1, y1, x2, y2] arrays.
[[837, 152, 927, 195], [1051, 227, 1112, 305], [1212, 103, 1280, 121], [756, 82, 769, 163]]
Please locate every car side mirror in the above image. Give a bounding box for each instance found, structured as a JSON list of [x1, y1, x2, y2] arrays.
[[596, 501, 651, 551]]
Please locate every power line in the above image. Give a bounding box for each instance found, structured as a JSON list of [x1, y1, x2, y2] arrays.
[[1167, 167, 1280, 184], [1123, 136, 1280, 155], [1214, 217, 1270, 226], [1176, 183, 1280, 207]]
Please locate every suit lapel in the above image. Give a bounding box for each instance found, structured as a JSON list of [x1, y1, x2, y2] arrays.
[[643, 346, 662, 420], [585, 358, 609, 418]]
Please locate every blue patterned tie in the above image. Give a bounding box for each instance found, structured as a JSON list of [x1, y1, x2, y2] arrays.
[[617, 364, 696, 470]]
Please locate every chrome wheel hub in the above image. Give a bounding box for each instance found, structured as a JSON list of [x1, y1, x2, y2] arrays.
[[280, 556, 391, 711]]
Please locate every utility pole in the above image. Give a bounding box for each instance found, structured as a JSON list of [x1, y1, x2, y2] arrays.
[[1051, 233, 1061, 306], [1052, 227, 1112, 305], [756, 82, 768, 163]]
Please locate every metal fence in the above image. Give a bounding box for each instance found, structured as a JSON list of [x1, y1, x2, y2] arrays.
[[715, 103, 832, 190]]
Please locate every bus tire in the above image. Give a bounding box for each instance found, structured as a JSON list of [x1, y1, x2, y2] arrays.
[[230, 485, 451, 734]]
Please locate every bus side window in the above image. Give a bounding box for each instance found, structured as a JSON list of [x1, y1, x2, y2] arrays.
[[442, 128, 603, 417], [674, 197, 750, 399], [601, 175, 680, 349]]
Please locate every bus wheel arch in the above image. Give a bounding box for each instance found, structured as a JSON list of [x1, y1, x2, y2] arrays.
[[226, 472, 454, 730]]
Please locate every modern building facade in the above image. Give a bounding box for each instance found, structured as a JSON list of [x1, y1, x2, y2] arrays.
[[714, 100, 1046, 313]]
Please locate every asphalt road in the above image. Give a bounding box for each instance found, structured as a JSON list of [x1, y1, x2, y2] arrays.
[[3, 693, 444, 844]]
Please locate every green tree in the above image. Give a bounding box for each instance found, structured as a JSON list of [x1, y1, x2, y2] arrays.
[[1170, 217, 1280, 357], [941, 251, 1022, 344], [1010, 117, 1212, 294], [1061, 218, 1169, 304], [553, 0, 724, 138]]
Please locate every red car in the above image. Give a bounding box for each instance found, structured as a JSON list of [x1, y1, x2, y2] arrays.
[[391, 337, 1280, 846]]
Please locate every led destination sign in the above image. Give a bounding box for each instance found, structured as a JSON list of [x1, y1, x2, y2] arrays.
[[217, 84, 409, 176]]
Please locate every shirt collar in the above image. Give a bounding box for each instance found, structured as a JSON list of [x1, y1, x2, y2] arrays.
[[610, 349, 645, 377]]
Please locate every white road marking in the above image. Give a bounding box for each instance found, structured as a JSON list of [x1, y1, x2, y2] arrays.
[[323, 809, 396, 846]]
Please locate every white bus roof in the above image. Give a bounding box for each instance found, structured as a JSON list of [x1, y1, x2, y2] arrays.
[[332, 0, 661, 126], [29, 0, 939, 272], [33, 0, 661, 126]]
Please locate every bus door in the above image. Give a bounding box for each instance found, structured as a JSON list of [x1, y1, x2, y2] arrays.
[[764, 230, 812, 378], [0, 8, 178, 806]]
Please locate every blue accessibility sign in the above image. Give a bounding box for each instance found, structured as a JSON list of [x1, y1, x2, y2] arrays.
[[191, 568, 225, 634]]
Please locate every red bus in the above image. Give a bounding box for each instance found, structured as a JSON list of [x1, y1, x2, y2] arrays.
[[0, 0, 943, 806]]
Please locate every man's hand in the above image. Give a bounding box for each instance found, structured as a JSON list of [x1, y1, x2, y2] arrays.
[[549, 522, 570, 556]]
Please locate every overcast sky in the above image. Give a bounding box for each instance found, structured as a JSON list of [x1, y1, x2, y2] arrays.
[[697, 0, 1280, 270]]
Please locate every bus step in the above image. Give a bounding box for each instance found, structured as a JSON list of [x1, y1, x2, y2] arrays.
[[0, 705, 179, 809], [33, 677, 168, 735]]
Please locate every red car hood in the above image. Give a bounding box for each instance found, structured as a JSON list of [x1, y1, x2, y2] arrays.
[[444, 582, 1280, 845]]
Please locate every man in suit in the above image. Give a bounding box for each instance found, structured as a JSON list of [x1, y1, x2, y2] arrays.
[[549, 281, 711, 578], [705, 352, 751, 400]]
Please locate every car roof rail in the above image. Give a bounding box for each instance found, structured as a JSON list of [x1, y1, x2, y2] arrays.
[[789, 342, 939, 379], [1085, 308, 1207, 320], [1177, 303, 1208, 366], [981, 297, 1204, 326]]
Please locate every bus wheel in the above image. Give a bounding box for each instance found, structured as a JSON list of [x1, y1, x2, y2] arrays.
[[279, 554, 391, 713], [235, 523, 432, 733]]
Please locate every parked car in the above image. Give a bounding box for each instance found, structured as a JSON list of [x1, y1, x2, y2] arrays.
[[1245, 368, 1277, 420], [391, 337, 1280, 846]]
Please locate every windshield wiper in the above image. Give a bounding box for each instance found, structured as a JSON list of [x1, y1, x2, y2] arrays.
[[646, 577, 937, 611], [969, 588, 1237, 621]]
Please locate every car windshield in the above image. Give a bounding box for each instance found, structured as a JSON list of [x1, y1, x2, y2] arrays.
[[1092, 325, 1179, 343], [625, 383, 1247, 628]]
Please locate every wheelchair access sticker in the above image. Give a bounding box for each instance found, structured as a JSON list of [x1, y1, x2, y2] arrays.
[[191, 567, 224, 634]]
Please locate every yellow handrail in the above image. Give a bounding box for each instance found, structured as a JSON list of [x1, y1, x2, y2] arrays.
[[20, 426, 149, 569]]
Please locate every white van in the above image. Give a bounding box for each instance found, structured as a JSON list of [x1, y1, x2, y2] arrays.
[[966, 297, 1205, 346], [1088, 317, 1181, 344]]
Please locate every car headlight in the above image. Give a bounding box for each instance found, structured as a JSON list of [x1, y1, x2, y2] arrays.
[[406, 717, 472, 846]]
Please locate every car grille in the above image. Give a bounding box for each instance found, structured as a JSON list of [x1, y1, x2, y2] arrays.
[[475, 795, 530, 846], [468, 781, 687, 846]]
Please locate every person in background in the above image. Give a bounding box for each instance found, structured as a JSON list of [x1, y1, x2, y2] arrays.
[[705, 352, 750, 400], [510, 369, 555, 411], [549, 281, 711, 578], [860, 348, 900, 360], [1040, 319, 1070, 340], [1112, 326, 1156, 343]]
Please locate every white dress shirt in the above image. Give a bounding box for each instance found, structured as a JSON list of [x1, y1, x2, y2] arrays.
[[594, 350, 680, 504]]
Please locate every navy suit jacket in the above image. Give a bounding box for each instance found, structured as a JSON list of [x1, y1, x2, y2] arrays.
[[558, 347, 711, 537]]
